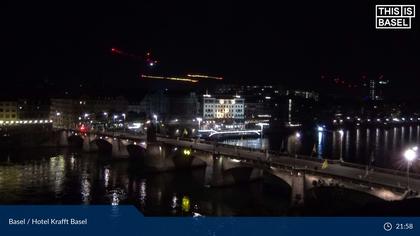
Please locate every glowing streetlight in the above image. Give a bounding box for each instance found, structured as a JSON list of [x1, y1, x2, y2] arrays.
[[404, 149, 416, 161], [404, 147, 417, 189], [153, 114, 158, 131], [196, 117, 202, 130], [295, 132, 301, 139]]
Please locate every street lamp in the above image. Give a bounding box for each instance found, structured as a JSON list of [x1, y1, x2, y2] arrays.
[[153, 114, 158, 131], [122, 113, 126, 132], [404, 147, 417, 189], [196, 117, 202, 130], [102, 112, 108, 132], [291, 131, 301, 168]]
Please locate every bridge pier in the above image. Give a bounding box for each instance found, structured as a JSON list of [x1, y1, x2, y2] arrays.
[[58, 130, 69, 147], [269, 168, 306, 207], [82, 135, 98, 152], [143, 143, 207, 171], [144, 142, 169, 170], [290, 171, 305, 207], [111, 138, 130, 158], [208, 154, 263, 187]]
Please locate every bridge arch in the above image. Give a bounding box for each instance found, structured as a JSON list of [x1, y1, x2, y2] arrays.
[[126, 144, 146, 158], [208, 156, 263, 186], [67, 135, 84, 147], [304, 173, 406, 202], [91, 138, 113, 154]]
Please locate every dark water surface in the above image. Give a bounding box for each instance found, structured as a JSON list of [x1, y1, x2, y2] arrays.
[[0, 143, 419, 216], [223, 125, 420, 173], [0, 149, 292, 216]]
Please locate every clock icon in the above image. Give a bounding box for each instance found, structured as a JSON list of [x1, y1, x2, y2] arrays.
[[384, 222, 393, 231]]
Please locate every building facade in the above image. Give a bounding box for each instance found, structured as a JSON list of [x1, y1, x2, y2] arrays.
[[49, 98, 79, 129], [202, 95, 244, 120], [17, 98, 51, 120], [0, 101, 18, 121]]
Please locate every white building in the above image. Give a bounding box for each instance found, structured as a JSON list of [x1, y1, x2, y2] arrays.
[[202, 95, 244, 120]]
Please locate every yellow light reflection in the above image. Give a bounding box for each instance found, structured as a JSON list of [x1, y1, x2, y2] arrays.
[[181, 196, 190, 212]]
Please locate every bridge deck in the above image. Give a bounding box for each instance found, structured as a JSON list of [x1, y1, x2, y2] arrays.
[[67, 129, 420, 193], [159, 137, 420, 193]]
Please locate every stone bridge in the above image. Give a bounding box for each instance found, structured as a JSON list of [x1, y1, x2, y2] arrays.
[[43, 129, 419, 207]]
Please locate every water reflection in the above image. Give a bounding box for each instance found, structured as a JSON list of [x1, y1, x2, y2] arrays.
[[222, 125, 420, 171], [345, 130, 350, 160], [181, 196, 190, 212], [355, 129, 360, 159], [317, 131, 323, 159], [392, 127, 397, 151], [1, 125, 419, 216], [222, 138, 269, 150], [49, 155, 65, 195], [171, 194, 178, 209], [81, 177, 91, 204], [139, 179, 146, 208], [104, 168, 110, 188]]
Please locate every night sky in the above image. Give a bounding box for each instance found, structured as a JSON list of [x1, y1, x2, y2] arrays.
[[1, 1, 419, 95]]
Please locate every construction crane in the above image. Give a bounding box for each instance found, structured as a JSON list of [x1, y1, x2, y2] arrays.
[[110, 47, 158, 68], [110, 47, 223, 83]]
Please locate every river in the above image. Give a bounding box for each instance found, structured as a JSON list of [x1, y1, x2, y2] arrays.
[[222, 125, 420, 172], [1, 125, 420, 216]]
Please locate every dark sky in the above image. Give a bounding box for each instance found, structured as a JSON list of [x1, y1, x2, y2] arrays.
[[1, 1, 419, 94]]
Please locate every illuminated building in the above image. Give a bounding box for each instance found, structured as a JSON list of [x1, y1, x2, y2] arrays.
[[49, 96, 129, 129], [0, 100, 18, 121], [49, 98, 79, 129], [369, 79, 389, 101], [202, 94, 244, 120], [17, 98, 50, 120]]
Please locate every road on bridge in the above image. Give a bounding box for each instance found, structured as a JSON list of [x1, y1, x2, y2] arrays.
[[159, 137, 420, 193]]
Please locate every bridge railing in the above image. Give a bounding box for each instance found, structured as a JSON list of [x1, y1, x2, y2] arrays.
[[339, 161, 420, 180], [176, 137, 420, 181], [231, 155, 409, 193], [67, 129, 420, 181], [189, 138, 420, 180]]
